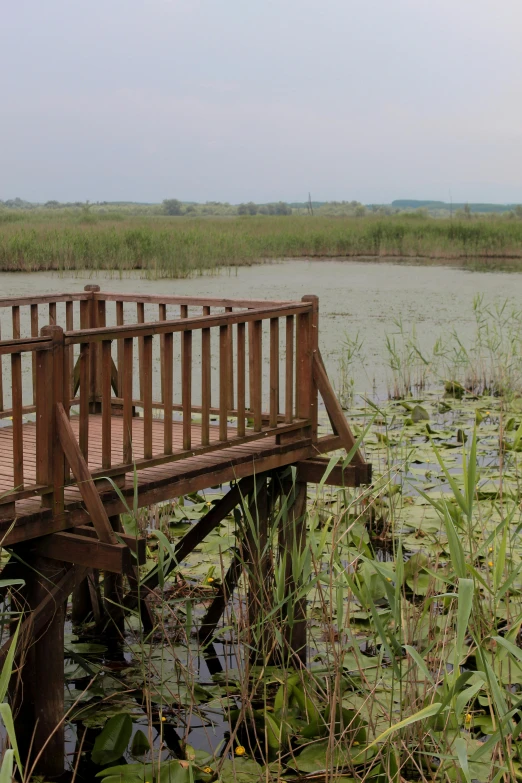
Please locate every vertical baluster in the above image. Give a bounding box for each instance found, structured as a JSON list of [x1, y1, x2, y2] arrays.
[[48, 302, 56, 325], [65, 301, 74, 401], [163, 330, 173, 455], [252, 320, 262, 432], [180, 304, 188, 367], [285, 315, 294, 423], [143, 335, 153, 459], [31, 304, 38, 404], [11, 351, 23, 489], [269, 317, 279, 428], [201, 306, 211, 446], [116, 301, 124, 398], [137, 302, 145, 401], [12, 306, 20, 339], [159, 303, 166, 403], [123, 337, 133, 464], [35, 345, 51, 489], [248, 315, 255, 412], [79, 341, 89, 461], [96, 299, 106, 403], [102, 340, 112, 469], [225, 307, 234, 410], [79, 300, 89, 459], [237, 321, 246, 437], [182, 330, 192, 450], [219, 324, 229, 441], [296, 309, 312, 421]]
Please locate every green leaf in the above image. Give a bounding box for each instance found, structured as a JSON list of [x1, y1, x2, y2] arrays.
[[92, 713, 133, 766], [0, 703, 22, 776], [130, 729, 150, 757], [0, 620, 20, 703], [455, 737, 472, 783], [0, 750, 13, 783], [364, 702, 443, 750]]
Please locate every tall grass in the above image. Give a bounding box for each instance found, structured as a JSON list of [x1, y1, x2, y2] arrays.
[[2, 214, 522, 276]]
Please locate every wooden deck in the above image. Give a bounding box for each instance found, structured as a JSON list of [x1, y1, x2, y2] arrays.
[[0, 414, 363, 544], [0, 287, 371, 776]]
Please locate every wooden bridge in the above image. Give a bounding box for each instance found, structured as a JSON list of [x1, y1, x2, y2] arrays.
[[0, 286, 371, 776]]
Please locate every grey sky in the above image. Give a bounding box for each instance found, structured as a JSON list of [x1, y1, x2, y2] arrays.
[[2, 0, 522, 204]]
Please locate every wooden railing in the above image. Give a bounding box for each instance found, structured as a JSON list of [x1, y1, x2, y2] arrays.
[[0, 288, 320, 515]]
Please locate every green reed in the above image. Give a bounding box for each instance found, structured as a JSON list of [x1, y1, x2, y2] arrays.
[[3, 214, 522, 276]]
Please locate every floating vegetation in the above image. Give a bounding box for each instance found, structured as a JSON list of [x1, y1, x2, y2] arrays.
[[5, 299, 522, 783]]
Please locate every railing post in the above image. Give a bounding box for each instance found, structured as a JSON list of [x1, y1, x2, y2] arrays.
[[301, 295, 319, 442], [84, 285, 101, 412], [40, 325, 66, 516], [295, 300, 314, 440]]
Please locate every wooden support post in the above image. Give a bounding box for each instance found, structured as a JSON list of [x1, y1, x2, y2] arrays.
[[104, 515, 125, 638], [278, 476, 308, 665], [198, 548, 243, 641], [20, 555, 66, 777]]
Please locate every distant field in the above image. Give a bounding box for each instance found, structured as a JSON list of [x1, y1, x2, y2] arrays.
[[2, 211, 522, 276]]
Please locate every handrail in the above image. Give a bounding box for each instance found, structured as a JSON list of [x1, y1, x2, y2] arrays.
[[94, 292, 296, 308], [64, 302, 312, 344]]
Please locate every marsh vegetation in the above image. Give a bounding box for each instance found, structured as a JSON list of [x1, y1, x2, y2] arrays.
[[3, 213, 522, 276]]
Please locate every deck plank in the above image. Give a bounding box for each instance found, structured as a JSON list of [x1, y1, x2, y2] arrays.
[[0, 414, 316, 542]]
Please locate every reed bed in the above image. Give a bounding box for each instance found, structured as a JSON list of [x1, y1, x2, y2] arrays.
[[2, 214, 522, 276]]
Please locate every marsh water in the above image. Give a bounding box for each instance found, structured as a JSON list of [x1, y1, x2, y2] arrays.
[[2, 258, 522, 395], [4, 258, 522, 777]]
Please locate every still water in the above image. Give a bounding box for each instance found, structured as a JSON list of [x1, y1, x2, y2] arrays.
[[2, 259, 522, 393]]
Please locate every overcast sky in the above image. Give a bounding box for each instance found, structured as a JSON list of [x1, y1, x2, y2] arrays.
[[2, 0, 522, 204]]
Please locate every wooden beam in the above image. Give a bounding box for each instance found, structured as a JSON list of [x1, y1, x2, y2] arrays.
[[72, 525, 146, 564], [123, 477, 254, 610], [295, 457, 372, 486], [35, 532, 131, 573], [55, 402, 117, 544], [312, 351, 365, 465]]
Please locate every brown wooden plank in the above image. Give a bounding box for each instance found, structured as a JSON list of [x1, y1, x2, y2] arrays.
[[123, 337, 133, 464], [285, 315, 294, 423], [143, 335, 153, 459], [31, 303, 38, 404], [12, 306, 20, 340], [48, 301, 57, 325], [101, 340, 112, 469], [73, 524, 146, 564], [295, 457, 371, 486], [55, 402, 117, 544], [296, 309, 311, 421], [64, 302, 312, 344], [312, 351, 365, 465], [94, 292, 293, 308], [36, 531, 131, 573], [35, 346, 51, 487], [219, 324, 229, 441], [79, 342, 90, 461], [237, 321, 246, 437], [116, 300, 124, 397], [201, 307, 211, 447], [225, 307, 234, 410], [251, 320, 262, 432], [182, 330, 192, 450], [137, 301, 145, 401], [269, 317, 279, 428], [11, 352, 23, 489], [163, 331, 173, 455], [65, 300, 74, 403], [159, 303, 166, 402]]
